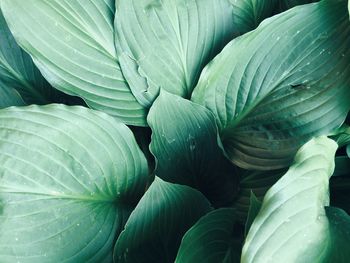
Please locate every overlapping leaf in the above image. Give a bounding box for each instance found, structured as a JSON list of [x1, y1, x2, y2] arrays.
[[192, 0, 350, 170], [241, 136, 350, 263], [0, 104, 149, 263], [114, 177, 212, 263], [148, 91, 238, 207], [175, 208, 241, 263], [114, 0, 238, 107], [0, 0, 146, 126], [0, 11, 79, 106]]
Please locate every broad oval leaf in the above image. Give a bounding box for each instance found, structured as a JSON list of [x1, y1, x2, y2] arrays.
[[0, 10, 77, 106], [241, 136, 341, 263], [114, 0, 238, 106], [175, 208, 241, 263], [148, 91, 238, 207], [114, 177, 212, 263], [0, 104, 149, 263], [192, 0, 350, 170], [0, 0, 146, 126]]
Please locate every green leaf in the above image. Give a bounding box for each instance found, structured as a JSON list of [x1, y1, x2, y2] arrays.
[[244, 192, 262, 237], [0, 104, 149, 263], [114, 177, 212, 263], [241, 136, 340, 263], [275, 0, 319, 12], [0, 83, 25, 108], [0, 0, 146, 126], [175, 208, 241, 263], [114, 0, 238, 106], [192, 0, 350, 170], [230, 0, 278, 34], [330, 161, 350, 214], [0, 10, 78, 106], [147, 91, 238, 207], [233, 169, 284, 222]]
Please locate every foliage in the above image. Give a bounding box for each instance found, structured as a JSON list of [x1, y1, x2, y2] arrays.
[[0, 0, 349, 262]]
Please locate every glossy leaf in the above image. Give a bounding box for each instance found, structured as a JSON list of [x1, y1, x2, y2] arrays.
[[0, 0, 146, 126], [0, 10, 78, 106], [175, 208, 241, 263], [148, 91, 238, 207], [114, 0, 238, 106], [241, 137, 342, 263], [0, 104, 149, 263], [192, 0, 350, 170], [114, 177, 212, 263]]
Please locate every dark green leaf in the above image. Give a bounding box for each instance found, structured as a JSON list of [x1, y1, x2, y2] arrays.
[[244, 192, 262, 237], [0, 104, 149, 263], [175, 208, 241, 263], [114, 177, 212, 263], [114, 0, 238, 106], [0, 0, 146, 126], [192, 0, 350, 170], [148, 91, 238, 207]]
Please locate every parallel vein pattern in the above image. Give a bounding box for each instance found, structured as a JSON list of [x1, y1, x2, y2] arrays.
[[114, 0, 238, 106], [0, 104, 148, 263], [192, 0, 350, 170], [0, 0, 146, 125], [241, 137, 338, 263]]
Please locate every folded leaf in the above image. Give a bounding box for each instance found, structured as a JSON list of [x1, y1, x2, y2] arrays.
[[0, 104, 148, 263], [241, 136, 340, 263], [114, 177, 212, 263], [114, 0, 238, 106], [0, 10, 77, 106], [0, 0, 146, 126], [148, 91, 238, 207], [175, 208, 241, 263], [192, 0, 350, 170]]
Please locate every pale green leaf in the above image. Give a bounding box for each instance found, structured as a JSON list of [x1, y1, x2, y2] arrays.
[[0, 0, 146, 126], [192, 0, 350, 170], [241, 137, 340, 263], [0, 10, 78, 106], [0, 104, 149, 263], [175, 208, 241, 263], [114, 177, 212, 263], [114, 0, 238, 107], [148, 91, 238, 207]]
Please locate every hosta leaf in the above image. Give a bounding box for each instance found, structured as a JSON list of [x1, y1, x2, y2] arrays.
[[233, 169, 284, 222], [114, 0, 238, 106], [0, 10, 77, 106], [114, 177, 212, 263], [230, 0, 278, 35], [0, 104, 148, 263], [192, 0, 350, 170], [244, 192, 262, 237], [330, 161, 350, 214], [175, 208, 241, 263], [0, 0, 146, 126], [148, 91, 238, 207], [275, 0, 319, 12], [0, 83, 25, 108], [241, 137, 341, 263]]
